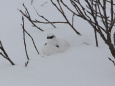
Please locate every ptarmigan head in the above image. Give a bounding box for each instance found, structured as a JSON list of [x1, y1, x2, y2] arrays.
[[47, 33, 56, 39], [46, 33, 58, 46]]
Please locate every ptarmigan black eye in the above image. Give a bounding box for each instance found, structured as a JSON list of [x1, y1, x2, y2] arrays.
[[56, 45, 59, 48]]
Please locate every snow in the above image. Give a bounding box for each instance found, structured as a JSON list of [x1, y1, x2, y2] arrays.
[[0, 0, 115, 86]]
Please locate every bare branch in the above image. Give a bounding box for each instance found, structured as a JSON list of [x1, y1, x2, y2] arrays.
[[108, 57, 115, 66], [50, 0, 63, 14], [51, 0, 81, 35], [21, 16, 30, 60], [18, 4, 44, 31], [41, 2, 48, 6], [21, 16, 39, 59], [0, 41, 15, 65], [25, 60, 29, 67], [31, 0, 34, 5], [72, 14, 75, 26], [33, 20, 67, 24], [34, 7, 56, 28]]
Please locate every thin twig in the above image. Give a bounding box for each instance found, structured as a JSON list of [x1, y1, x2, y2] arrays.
[[108, 57, 115, 66], [31, 0, 34, 5], [21, 16, 39, 56], [113, 32, 115, 46], [25, 60, 29, 67], [33, 20, 67, 24], [21, 16, 30, 60], [51, 0, 81, 35], [41, 2, 48, 6], [0, 41, 15, 65], [18, 3, 44, 31], [34, 7, 56, 28], [72, 14, 75, 26]]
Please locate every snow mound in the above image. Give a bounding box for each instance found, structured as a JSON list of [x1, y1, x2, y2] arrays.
[[42, 33, 70, 56]]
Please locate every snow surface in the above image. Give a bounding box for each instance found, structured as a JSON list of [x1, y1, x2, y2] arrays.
[[0, 0, 115, 86]]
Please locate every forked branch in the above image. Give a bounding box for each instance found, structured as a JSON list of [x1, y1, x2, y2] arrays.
[[50, 0, 81, 35], [19, 4, 44, 31], [21, 16, 40, 61], [0, 41, 15, 65], [19, 2, 81, 35], [21, 16, 30, 60]]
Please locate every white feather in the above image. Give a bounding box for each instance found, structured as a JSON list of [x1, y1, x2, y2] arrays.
[[42, 34, 69, 56]]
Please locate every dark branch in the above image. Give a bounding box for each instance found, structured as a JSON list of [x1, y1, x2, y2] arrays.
[[21, 16, 30, 60], [108, 57, 115, 66], [18, 4, 44, 31], [21, 16, 40, 60], [51, 0, 81, 35], [34, 7, 56, 28], [0, 41, 15, 65]]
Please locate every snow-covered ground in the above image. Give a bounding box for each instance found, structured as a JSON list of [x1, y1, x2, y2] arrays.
[[0, 0, 115, 86]]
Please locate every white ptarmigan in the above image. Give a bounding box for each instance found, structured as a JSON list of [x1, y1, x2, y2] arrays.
[[42, 33, 70, 56]]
